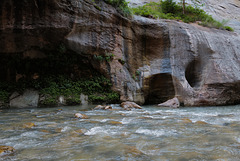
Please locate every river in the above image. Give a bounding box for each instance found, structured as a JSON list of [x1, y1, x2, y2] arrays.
[[1, 105, 240, 160]]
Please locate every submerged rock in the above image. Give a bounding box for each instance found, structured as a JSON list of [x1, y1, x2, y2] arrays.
[[182, 118, 193, 124], [108, 121, 122, 125], [94, 105, 112, 110], [158, 97, 180, 108], [124, 145, 143, 157], [195, 121, 208, 125], [23, 122, 35, 129], [120, 102, 142, 110], [0, 145, 15, 156], [74, 113, 88, 119]]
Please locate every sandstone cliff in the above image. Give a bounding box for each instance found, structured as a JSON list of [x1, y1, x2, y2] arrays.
[[0, 0, 240, 106]]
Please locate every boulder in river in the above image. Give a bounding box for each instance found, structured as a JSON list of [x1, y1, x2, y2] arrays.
[[94, 105, 112, 110], [120, 102, 142, 110], [158, 97, 180, 108], [195, 121, 208, 125], [74, 113, 88, 119], [182, 118, 193, 124], [23, 122, 35, 129], [0, 145, 15, 156]]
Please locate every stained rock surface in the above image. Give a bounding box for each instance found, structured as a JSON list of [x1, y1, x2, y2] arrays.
[[0, 0, 240, 107]]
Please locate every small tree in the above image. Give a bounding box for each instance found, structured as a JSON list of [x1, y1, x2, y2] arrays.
[[182, 0, 202, 14], [183, 0, 185, 14]]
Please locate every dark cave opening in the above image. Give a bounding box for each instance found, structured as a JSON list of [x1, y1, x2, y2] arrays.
[[185, 59, 202, 88], [145, 73, 175, 104]]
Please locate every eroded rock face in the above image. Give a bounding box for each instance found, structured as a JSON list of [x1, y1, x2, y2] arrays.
[[1, 0, 240, 107]]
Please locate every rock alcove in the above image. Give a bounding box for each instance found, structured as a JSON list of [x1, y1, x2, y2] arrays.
[[145, 73, 175, 104]]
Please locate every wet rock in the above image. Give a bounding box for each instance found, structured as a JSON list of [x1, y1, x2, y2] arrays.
[[94, 105, 112, 110], [124, 145, 143, 157], [138, 116, 152, 119], [23, 122, 35, 129], [40, 130, 50, 133], [120, 102, 142, 110], [88, 120, 100, 124], [158, 97, 180, 108], [0, 145, 15, 156], [58, 96, 66, 105], [182, 118, 193, 124], [74, 113, 88, 119], [55, 128, 62, 133], [74, 129, 84, 134], [108, 121, 122, 125], [195, 121, 208, 125], [80, 94, 88, 105], [217, 114, 234, 117], [10, 90, 39, 108], [69, 129, 86, 137]]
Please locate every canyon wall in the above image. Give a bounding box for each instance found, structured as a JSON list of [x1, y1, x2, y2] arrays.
[[0, 0, 240, 106]]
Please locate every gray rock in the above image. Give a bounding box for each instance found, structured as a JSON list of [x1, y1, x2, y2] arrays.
[[58, 95, 66, 105], [158, 97, 180, 108], [80, 94, 88, 105], [120, 102, 142, 110], [94, 105, 112, 110], [10, 90, 39, 108]]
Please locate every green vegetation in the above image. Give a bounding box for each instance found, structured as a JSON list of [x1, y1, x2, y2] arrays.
[[0, 90, 8, 102], [0, 75, 120, 106], [39, 75, 119, 106], [94, 53, 115, 62], [103, 0, 132, 16], [131, 0, 233, 31]]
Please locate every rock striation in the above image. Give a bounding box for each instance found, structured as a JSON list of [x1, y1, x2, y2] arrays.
[[0, 0, 240, 107]]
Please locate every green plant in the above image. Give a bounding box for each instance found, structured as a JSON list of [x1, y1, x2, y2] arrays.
[[41, 96, 58, 106], [94, 53, 115, 62], [161, 0, 179, 14], [132, 74, 137, 81], [65, 96, 81, 105], [0, 90, 9, 102], [94, 55, 105, 61], [136, 70, 141, 76], [105, 53, 115, 62], [224, 26, 234, 31]]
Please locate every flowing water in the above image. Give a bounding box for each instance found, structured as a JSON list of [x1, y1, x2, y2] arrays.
[[1, 105, 240, 160]]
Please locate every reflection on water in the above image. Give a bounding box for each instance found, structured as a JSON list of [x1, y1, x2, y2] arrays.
[[1, 105, 240, 160]]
